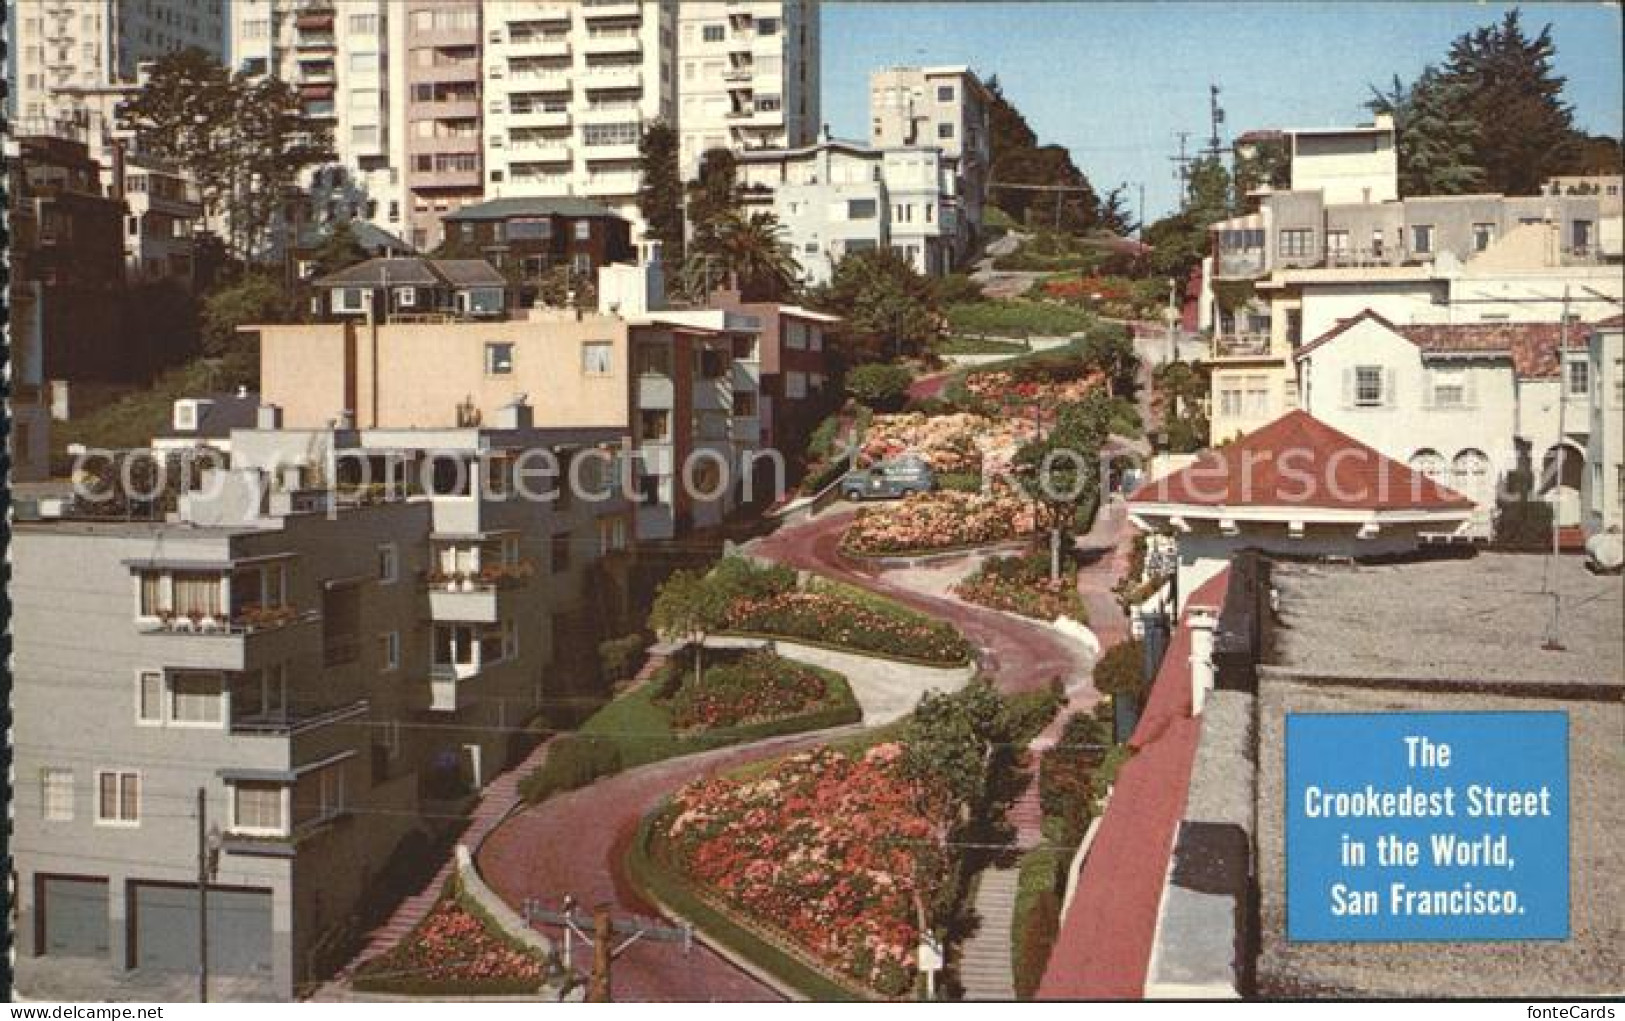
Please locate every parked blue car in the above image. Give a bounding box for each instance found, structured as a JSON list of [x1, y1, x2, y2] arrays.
[[841, 456, 935, 501]]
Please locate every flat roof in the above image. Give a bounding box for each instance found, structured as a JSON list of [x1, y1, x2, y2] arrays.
[[1267, 554, 1623, 692]]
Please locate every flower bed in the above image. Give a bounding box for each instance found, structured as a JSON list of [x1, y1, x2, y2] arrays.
[[840, 489, 1038, 558], [953, 553, 1088, 622], [963, 369, 1101, 408], [858, 412, 989, 475], [664, 650, 838, 731], [654, 744, 949, 998], [352, 878, 548, 996], [724, 584, 972, 665]]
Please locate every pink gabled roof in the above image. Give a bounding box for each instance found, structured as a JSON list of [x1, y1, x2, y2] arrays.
[[1127, 410, 1476, 513], [1036, 569, 1230, 1000]]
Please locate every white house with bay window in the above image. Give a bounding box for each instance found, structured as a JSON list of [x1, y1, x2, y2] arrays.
[[1295, 310, 1591, 534]]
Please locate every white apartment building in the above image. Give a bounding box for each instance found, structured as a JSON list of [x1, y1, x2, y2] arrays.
[[482, 0, 677, 235], [869, 64, 991, 264], [231, 0, 408, 238], [10, 0, 226, 130], [674, 1, 820, 179], [1582, 316, 1625, 537], [737, 138, 959, 284]]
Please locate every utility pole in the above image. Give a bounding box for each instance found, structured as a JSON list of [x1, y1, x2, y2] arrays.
[[1169, 132, 1192, 211], [1543, 286, 1572, 651], [196, 787, 209, 1003], [589, 905, 613, 1002], [1205, 84, 1227, 161]]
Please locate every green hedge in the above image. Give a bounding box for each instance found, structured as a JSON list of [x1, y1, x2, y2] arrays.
[[1092, 638, 1145, 698], [946, 300, 1096, 339], [598, 632, 648, 684], [1011, 849, 1065, 999], [627, 808, 871, 1002]]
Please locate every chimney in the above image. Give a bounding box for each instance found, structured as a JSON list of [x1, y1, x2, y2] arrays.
[[1187, 606, 1219, 716], [256, 404, 282, 429], [492, 395, 533, 429]]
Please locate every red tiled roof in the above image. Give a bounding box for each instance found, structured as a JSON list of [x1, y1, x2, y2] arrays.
[[1596, 313, 1625, 330], [1127, 410, 1476, 513], [1398, 321, 1568, 379], [1036, 569, 1229, 999], [1295, 308, 1575, 379]]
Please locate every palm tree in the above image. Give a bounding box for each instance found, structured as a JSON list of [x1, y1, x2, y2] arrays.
[[714, 210, 801, 302]]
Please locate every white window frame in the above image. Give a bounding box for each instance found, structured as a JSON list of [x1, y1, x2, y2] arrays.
[[1354, 366, 1385, 407], [169, 671, 225, 728], [229, 781, 289, 837], [582, 341, 614, 376], [95, 770, 141, 827], [41, 768, 75, 822], [380, 631, 401, 672], [136, 670, 165, 725], [486, 342, 515, 375]]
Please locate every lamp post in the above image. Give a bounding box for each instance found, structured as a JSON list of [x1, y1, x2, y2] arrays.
[[196, 790, 222, 1002]]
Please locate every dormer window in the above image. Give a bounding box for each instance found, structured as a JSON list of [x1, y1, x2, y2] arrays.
[[174, 402, 197, 431]]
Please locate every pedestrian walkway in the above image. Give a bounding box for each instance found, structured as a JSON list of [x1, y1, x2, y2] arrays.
[[313, 653, 671, 999], [958, 868, 1019, 1001]]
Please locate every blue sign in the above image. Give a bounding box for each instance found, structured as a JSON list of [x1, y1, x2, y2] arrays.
[[1285, 712, 1568, 942]]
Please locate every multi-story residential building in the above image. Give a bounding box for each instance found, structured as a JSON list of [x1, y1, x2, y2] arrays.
[[399, 0, 485, 250], [11, 407, 631, 998], [1543, 173, 1624, 216], [736, 138, 961, 283], [118, 152, 205, 284], [1200, 115, 1624, 441], [1581, 315, 1625, 537], [10, 0, 226, 127], [231, 0, 407, 240], [868, 65, 991, 263], [309, 256, 510, 319], [440, 196, 635, 288], [482, 0, 677, 235], [1292, 310, 1590, 534], [254, 246, 770, 540], [708, 288, 842, 459], [674, 1, 821, 179]]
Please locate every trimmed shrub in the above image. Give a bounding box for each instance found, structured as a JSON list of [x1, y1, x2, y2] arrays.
[[1040, 712, 1111, 845], [1012, 857, 1064, 999], [935, 471, 983, 493], [1092, 638, 1146, 698], [846, 363, 914, 411], [518, 735, 622, 803], [664, 650, 832, 731], [598, 633, 648, 683]]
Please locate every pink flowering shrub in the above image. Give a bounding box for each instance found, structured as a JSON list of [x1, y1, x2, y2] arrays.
[[659, 744, 949, 997], [953, 553, 1088, 622], [354, 883, 547, 994], [664, 651, 832, 730], [963, 370, 1101, 409], [841, 489, 1038, 557]]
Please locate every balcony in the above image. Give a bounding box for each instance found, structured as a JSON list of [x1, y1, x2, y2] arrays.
[[582, 174, 639, 197], [506, 108, 571, 130], [508, 69, 572, 90], [1214, 249, 1266, 279], [638, 374, 675, 409], [509, 144, 574, 164], [580, 65, 644, 87], [580, 0, 642, 18], [136, 610, 322, 673], [430, 667, 475, 712], [505, 35, 571, 59], [583, 142, 643, 162], [295, 32, 336, 52], [1211, 333, 1275, 360], [723, 67, 754, 83], [416, 97, 480, 120], [229, 699, 368, 738], [583, 32, 642, 56], [425, 563, 533, 623]]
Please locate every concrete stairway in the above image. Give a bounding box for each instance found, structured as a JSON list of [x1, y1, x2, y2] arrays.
[[959, 867, 1019, 1001]]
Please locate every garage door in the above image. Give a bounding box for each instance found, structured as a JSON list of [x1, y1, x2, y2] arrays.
[[131, 883, 273, 976], [40, 877, 109, 958]]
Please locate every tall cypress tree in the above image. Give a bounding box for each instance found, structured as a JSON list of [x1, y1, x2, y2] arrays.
[[636, 120, 685, 265]]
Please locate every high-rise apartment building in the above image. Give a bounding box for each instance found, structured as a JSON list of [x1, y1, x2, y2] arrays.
[[869, 65, 992, 264], [481, 0, 676, 236], [10, 0, 227, 130], [400, 1, 486, 249], [231, 0, 407, 239], [674, 1, 821, 179]]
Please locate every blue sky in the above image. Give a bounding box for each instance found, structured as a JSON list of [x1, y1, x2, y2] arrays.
[[820, 1, 1625, 220]]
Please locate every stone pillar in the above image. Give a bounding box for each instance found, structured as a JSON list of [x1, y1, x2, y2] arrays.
[[1187, 607, 1218, 717]]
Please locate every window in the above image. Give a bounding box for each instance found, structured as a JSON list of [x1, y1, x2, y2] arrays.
[[755, 95, 781, 113], [1326, 230, 1350, 258], [598, 517, 628, 554], [1244, 375, 1270, 416], [1218, 386, 1243, 418], [349, 51, 378, 72], [348, 12, 378, 34], [1410, 224, 1434, 255], [703, 24, 725, 42], [231, 782, 286, 835], [1472, 223, 1495, 252], [786, 371, 808, 400], [1573, 220, 1594, 252], [1354, 366, 1385, 407], [293, 761, 346, 828], [937, 122, 955, 140], [137, 671, 164, 724], [847, 199, 876, 220], [96, 771, 140, 825], [757, 17, 779, 35], [574, 220, 592, 240], [1430, 369, 1467, 408], [1567, 359, 1589, 398], [377, 543, 399, 583], [697, 348, 727, 379], [937, 85, 955, 102], [486, 342, 514, 375], [171, 672, 223, 725], [380, 631, 400, 672], [637, 343, 672, 376], [42, 769, 74, 822], [640, 409, 671, 441], [582, 342, 614, 375], [1279, 229, 1313, 258]]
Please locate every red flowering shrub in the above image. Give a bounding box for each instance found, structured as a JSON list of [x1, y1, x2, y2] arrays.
[[354, 882, 547, 995], [724, 586, 971, 664], [664, 651, 831, 731], [953, 553, 1088, 622], [659, 744, 950, 997], [840, 489, 1038, 557]]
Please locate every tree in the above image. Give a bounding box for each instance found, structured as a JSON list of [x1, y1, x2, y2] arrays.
[[1078, 324, 1138, 399], [307, 220, 370, 278], [121, 48, 332, 260], [845, 363, 913, 412], [1436, 10, 1577, 195], [1141, 155, 1233, 289], [1095, 184, 1139, 237], [901, 682, 1015, 812], [1011, 392, 1112, 578], [1231, 135, 1290, 207], [648, 569, 731, 686], [984, 75, 1103, 233], [638, 120, 685, 267], [1368, 70, 1485, 196], [200, 273, 293, 359], [1153, 360, 1211, 454], [810, 248, 941, 364], [713, 210, 800, 301], [686, 147, 741, 261]]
